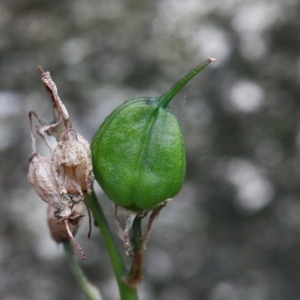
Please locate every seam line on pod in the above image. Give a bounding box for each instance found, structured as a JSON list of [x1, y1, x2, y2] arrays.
[[131, 107, 160, 201]]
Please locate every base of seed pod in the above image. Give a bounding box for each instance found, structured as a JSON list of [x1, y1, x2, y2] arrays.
[[114, 205, 138, 256], [47, 204, 86, 260], [122, 199, 171, 289], [140, 199, 171, 250], [114, 199, 171, 256]]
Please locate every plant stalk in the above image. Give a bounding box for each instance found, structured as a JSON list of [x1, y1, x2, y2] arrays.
[[125, 217, 144, 288], [85, 191, 139, 300], [63, 241, 102, 300]]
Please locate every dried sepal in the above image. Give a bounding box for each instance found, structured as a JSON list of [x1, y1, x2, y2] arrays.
[[114, 205, 138, 255], [114, 200, 170, 258], [140, 199, 171, 250], [51, 129, 94, 202], [123, 200, 171, 289]]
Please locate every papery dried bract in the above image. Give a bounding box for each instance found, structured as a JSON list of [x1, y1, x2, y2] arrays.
[[51, 129, 94, 203], [47, 202, 84, 243], [28, 153, 72, 219]]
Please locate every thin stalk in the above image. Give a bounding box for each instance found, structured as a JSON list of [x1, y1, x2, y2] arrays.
[[85, 191, 139, 300], [125, 217, 144, 289], [157, 57, 216, 108], [131, 217, 142, 252], [63, 241, 102, 300]]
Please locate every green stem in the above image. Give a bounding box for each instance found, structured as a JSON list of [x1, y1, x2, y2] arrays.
[[132, 217, 142, 251], [157, 57, 215, 108], [124, 217, 144, 289], [63, 241, 102, 300], [85, 191, 139, 300]]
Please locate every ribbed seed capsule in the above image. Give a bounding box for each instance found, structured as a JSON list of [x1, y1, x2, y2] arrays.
[[92, 58, 215, 212]]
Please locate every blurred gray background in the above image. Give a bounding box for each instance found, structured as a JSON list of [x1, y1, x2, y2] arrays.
[[1, 0, 300, 299]]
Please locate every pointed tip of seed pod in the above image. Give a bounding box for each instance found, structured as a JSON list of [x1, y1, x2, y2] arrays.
[[157, 57, 216, 108], [207, 57, 216, 63]]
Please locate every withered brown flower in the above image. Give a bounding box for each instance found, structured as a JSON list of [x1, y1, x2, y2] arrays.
[[27, 67, 94, 260], [28, 153, 73, 219], [51, 129, 94, 204]]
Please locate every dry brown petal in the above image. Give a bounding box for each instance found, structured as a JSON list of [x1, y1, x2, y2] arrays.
[[28, 110, 74, 219], [51, 128, 93, 202], [28, 153, 72, 219]]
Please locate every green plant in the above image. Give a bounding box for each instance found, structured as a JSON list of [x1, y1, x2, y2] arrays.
[[27, 58, 215, 300]]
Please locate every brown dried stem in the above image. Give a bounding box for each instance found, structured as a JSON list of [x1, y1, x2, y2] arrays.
[[124, 216, 143, 289], [29, 110, 62, 154], [29, 111, 37, 155], [125, 200, 170, 288], [64, 219, 86, 260], [141, 199, 170, 250], [38, 66, 72, 131]]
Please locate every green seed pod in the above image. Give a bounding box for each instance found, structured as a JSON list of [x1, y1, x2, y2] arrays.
[[92, 58, 215, 212]]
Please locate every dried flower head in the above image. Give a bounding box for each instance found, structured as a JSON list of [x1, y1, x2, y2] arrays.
[[28, 153, 73, 219], [27, 112, 73, 219], [37, 66, 94, 202], [27, 66, 94, 260], [51, 129, 94, 204]]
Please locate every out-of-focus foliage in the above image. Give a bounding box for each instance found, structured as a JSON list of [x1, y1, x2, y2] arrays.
[[0, 0, 299, 299]]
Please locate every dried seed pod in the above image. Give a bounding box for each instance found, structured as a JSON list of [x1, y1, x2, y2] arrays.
[[28, 151, 87, 259], [92, 58, 215, 212], [34, 67, 94, 203], [47, 202, 84, 243], [27, 111, 73, 219], [51, 128, 94, 203], [28, 155, 73, 220], [28, 68, 92, 260]]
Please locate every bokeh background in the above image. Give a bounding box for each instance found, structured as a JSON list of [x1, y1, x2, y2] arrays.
[[1, 0, 300, 299]]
